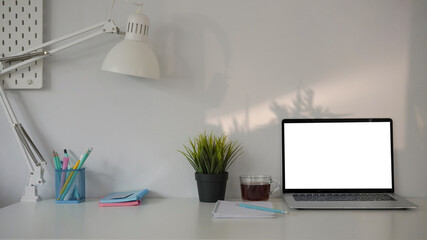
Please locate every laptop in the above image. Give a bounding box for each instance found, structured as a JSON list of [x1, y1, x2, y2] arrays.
[[282, 118, 418, 209]]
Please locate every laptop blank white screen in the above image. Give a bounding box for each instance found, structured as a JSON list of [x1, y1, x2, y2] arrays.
[[284, 121, 393, 189]]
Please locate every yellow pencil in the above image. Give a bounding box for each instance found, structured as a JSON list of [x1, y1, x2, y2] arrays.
[[57, 160, 80, 200]]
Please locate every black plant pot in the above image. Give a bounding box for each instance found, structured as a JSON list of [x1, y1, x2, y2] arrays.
[[195, 172, 228, 203]]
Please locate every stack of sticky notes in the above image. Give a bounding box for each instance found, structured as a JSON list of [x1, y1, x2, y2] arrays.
[[99, 189, 149, 207]]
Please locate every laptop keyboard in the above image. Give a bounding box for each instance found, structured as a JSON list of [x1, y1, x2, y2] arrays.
[[293, 193, 396, 201]]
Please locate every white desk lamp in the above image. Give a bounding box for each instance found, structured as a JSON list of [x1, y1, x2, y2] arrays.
[[0, 0, 159, 202]]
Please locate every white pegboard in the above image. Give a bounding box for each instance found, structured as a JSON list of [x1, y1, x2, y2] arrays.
[[0, 0, 43, 89]]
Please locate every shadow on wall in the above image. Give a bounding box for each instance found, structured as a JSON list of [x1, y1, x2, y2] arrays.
[[270, 87, 350, 119], [156, 12, 231, 110], [222, 87, 351, 198], [222, 86, 351, 134]]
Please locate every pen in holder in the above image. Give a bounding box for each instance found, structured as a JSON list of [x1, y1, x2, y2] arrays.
[[55, 168, 85, 203]]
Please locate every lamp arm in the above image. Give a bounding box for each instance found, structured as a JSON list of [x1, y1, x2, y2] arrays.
[[0, 19, 119, 201], [0, 20, 120, 76], [0, 84, 46, 201]]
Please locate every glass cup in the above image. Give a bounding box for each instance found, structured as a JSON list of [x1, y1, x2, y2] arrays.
[[240, 175, 281, 201]]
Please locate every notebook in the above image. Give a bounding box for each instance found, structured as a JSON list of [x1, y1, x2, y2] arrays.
[[99, 200, 141, 207], [282, 118, 418, 209], [99, 189, 149, 203]]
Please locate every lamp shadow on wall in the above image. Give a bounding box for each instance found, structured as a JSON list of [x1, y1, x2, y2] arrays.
[[155, 12, 231, 108]]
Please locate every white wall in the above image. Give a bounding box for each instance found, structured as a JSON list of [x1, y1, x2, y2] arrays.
[[1, 0, 426, 207]]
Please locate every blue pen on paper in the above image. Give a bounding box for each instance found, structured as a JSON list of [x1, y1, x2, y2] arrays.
[[237, 203, 287, 214]]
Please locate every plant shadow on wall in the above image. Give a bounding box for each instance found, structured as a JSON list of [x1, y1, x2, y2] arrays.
[[226, 87, 350, 134], [223, 87, 351, 198], [270, 87, 350, 119]]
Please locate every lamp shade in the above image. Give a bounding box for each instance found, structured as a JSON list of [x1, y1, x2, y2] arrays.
[[102, 39, 159, 79], [102, 8, 160, 79]]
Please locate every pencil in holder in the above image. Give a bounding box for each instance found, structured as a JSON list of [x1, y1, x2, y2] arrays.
[[55, 168, 85, 203]]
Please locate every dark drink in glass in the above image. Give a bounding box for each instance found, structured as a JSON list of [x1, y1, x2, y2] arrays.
[[240, 183, 271, 201]]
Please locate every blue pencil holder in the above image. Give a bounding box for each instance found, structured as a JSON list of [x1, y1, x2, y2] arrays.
[[55, 168, 85, 203]]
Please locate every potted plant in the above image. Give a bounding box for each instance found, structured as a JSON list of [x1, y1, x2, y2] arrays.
[[179, 131, 243, 202]]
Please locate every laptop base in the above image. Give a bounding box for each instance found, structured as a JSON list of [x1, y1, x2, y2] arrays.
[[284, 193, 418, 209]]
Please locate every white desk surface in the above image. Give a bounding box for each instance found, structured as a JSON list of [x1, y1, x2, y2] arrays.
[[0, 198, 426, 239]]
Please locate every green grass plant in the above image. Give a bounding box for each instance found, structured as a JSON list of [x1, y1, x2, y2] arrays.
[[179, 131, 243, 174]]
